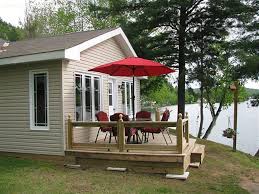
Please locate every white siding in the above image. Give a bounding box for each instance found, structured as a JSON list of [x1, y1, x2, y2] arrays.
[[0, 61, 64, 155], [63, 38, 141, 143]]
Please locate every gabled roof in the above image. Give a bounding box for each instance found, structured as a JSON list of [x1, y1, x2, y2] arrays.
[[0, 27, 137, 65]]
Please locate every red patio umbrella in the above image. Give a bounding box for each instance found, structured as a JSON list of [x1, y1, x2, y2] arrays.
[[89, 57, 175, 119]]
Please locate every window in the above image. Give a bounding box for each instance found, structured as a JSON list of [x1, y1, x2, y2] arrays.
[[94, 77, 100, 114], [85, 76, 92, 121], [121, 81, 133, 116], [75, 73, 101, 121], [108, 82, 113, 106], [75, 74, 83, 121], [30, 71, 49, 130]]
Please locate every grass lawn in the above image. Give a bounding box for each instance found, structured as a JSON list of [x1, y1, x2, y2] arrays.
[[0, 139, 259, 194]]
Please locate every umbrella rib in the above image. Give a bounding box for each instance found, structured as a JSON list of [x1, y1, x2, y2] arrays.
[[110, 65, 136, 76], [110, 65, 124, 76], [142, 66, 149, 76]]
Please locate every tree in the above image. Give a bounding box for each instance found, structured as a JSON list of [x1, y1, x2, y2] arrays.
[[235, 38, 259, 80], [21, 0, 122, 38], [146, 81, 178, 107], [185, 0, 258, 137], [92, 0, 258, 118], [190, 43, 249, 139], [0, 18, 24, 41], [230, 1, 259, 106]]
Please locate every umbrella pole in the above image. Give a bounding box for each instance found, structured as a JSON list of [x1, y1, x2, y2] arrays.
[[132, 75, 135, 120]]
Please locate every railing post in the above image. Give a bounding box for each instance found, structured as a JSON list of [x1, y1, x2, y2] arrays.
[[185, 112, 189, 143], [67, 115, 73, 149], [177, 113, 183, 154], [117, 114, 125, 152], [155, 108, 160, 121]]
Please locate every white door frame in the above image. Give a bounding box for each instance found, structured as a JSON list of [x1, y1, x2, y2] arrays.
[[108, 79, 117, 115]]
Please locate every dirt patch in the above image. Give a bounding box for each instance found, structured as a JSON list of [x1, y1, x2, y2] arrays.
[[240, 171, 259, 194]]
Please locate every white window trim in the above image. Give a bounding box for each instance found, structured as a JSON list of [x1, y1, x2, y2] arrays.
[[108, 79, 118, 115], [74, 72, 103, 121], [29, 70, 49, 130], [122, 80, 135, 117]]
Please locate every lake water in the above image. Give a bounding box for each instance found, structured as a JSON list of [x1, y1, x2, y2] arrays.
[[162, 101, 259, 156]]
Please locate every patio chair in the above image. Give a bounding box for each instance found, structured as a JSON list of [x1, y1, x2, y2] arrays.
[[110, 113, 138, 143], [141, 109, 173, 145], [136, 111, 153, 141], [95, 111, 113, 143], [136, 111, 152, 121]]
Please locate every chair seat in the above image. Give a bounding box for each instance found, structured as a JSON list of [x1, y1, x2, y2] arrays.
[[142, 128, 162, 133], [101, 127, 112, 132]]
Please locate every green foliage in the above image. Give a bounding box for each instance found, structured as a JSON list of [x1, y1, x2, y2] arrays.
[[230, 0, 259, 80], [21, 0, 123, 38], [142, 80, 198, 107], [140, 77, 167, 96], [245, 88, 259, 96], [238, 86, 249, 102], [21, 0, 79, 38], [146, 82, 177, 107], [186, 88, 199, 104], [0, 18, 24, 41]]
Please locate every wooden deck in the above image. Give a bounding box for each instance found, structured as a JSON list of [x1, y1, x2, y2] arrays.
[[65, 114, 205, 175]]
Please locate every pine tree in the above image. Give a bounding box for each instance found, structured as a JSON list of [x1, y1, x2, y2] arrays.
[[93, 0, 258, 117]]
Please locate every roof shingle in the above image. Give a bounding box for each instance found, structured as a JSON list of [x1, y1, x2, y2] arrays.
[[0, 28, 117, 59]]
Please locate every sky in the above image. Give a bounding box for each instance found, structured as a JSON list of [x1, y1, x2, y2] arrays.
[[0, 0, 26, 27], [0, 0, 258, 89]]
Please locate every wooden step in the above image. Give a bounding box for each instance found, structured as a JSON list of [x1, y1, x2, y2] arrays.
[[166, 172, 190, 180], [64, 164, 81, 169], [189, 162, 200, 168], [191, 144, 205, 164]]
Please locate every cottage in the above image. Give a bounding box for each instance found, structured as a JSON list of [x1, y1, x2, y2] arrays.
[[0, 28, 205, 176], [0, 27, 141, 156]]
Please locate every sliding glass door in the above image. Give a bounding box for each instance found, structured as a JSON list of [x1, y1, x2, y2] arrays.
[[75, 73, 101, 121]]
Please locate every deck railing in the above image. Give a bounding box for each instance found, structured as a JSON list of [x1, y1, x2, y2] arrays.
[[67, 113, 189, 154]]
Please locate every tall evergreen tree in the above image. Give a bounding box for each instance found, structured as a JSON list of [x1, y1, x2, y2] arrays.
[[92, 0, 258, 117]]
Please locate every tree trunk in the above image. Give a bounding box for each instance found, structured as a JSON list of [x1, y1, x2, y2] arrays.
[[202, 88, 227, 139], [197, 85, 204, 138], [202, 111, 220, 139], [177, 6, 187, 118]]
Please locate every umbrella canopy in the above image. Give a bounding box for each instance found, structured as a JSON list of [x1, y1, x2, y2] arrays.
[[89, 57, 175, 119], [89, 57, 175, 76]]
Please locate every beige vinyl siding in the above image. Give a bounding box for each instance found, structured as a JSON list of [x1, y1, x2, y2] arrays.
[[0, 61, 64, 155], [63, 38, 141, 143]]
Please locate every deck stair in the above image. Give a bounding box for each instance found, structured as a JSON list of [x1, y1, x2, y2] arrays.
[[190, 144, 205, 166], [189, 162, 200, 168]]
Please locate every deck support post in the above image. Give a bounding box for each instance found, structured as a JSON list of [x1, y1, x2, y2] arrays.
[[118, 114, 125, 152], [177, 113, 183, 154], [67, 115, 73, 149], [185, 112, 189, 143]]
